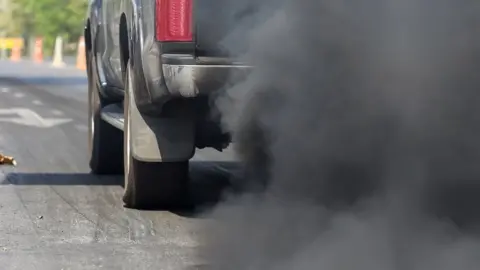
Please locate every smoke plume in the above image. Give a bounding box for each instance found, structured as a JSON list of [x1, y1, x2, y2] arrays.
[[197, 0, 480, 269]]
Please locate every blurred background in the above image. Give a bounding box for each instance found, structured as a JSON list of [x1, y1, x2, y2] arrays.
[[0, 0, 87, 63]]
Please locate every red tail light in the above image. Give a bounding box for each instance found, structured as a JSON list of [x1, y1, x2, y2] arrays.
[[156, 0, 193, 42]]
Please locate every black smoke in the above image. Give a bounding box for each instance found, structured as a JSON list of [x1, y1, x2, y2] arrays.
[[197, 0, 480, 269]]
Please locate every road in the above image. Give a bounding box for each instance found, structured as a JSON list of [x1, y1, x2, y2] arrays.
[[0, 60, 237, 269]]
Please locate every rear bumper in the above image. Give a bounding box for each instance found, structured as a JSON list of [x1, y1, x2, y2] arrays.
[[141, 52, 252, 109], [162, 62, 252, 98]]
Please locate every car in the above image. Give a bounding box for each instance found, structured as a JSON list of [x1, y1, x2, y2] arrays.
[[84, 0, 253, 209]]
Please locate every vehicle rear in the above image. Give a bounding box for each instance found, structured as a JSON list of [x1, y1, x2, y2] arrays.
[[155, 0, 275, 60], [152, 0, 267, 102]]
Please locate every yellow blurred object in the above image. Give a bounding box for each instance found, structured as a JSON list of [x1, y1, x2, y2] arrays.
[[0, 153, 16, 166], [0, 38, 24, 50]]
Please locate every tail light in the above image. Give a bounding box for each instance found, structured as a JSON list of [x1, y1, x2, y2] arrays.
[[156, 0, 193, 42]]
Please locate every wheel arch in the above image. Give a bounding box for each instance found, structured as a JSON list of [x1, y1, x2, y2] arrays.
[[119, 13, 130, 79], [85, 19, 92, 53]]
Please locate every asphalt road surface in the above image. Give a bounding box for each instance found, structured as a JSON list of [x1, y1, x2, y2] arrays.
[[0, 60, 237, 270]]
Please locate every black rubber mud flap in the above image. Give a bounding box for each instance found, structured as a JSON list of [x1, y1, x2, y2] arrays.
[[89, 112, 124, 174], [88, 50, 123, 175]]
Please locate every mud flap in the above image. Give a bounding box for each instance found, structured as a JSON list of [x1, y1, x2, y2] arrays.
[[127, 87, 195, 162]]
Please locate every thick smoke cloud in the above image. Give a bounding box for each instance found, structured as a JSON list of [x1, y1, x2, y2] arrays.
[[197, 0, 480, 269]]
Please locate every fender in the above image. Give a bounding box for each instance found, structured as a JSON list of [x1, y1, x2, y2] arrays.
[[126, 72, 196, 162], [87, 0, 124, 101], [124, 0, 195, 162], [122, 0, 163, 113]]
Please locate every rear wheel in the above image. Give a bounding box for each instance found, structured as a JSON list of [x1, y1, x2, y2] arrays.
[[122, 61, 189, 209], [87, 49, 123, 174]]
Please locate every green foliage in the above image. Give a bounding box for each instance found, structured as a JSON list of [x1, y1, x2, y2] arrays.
[[10, 0, 88, 55]]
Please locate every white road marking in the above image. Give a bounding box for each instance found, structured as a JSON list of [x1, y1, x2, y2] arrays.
[[32, 100, 43, 105], [13, 93, 25, 98], [0, 108, 73, 128], [51, 109, 64, 116], [74, 124, 88, 132], [1, 88, 9, 93]]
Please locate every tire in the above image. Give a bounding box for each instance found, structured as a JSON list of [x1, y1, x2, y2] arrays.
[[87, 49, 124, 174], [122, 61, 189, 209]]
